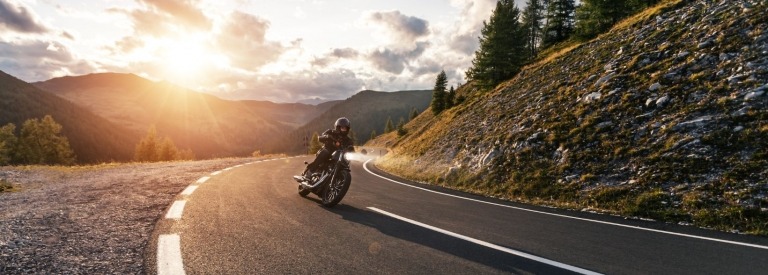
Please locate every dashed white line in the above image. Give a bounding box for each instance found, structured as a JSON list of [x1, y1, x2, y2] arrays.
[[363, 160, 768, 251], [165, 200, 187, 220], [196, 176, 210, 184], [157, 234, 186, 275], [181, 186, 198, 196], [368, 207, 601, 275]]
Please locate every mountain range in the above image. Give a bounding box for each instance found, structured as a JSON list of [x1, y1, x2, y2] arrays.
[[0, 71, 430, 162]]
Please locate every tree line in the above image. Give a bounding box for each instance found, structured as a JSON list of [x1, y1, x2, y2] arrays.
[[0, 115, 76, 165]]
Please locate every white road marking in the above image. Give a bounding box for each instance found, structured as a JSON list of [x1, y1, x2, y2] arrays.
[[165, 200, 187, 220], [210, 171, 221, 176], [235, 165, 243, 168], [181, 186, 198, 196], [368, 207, 601, 275], [158, 234, 186, 275], [363, 160, 768, 250], [196, 176, 210, 184]]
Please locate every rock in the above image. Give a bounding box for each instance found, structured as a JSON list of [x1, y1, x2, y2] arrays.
[[649, 82, 662, 91], [678, 51, 690, 58], [698, 40, 714, 49], [734, 126, 744, 132], [646, 97, 656, 107], [594, 71, 616, 87], [744, 90, 764, 100], [480, 148, 499, 167], [596, 121, 614, 130], [584, 92, 602, 103], [656, 95, 670, 107]]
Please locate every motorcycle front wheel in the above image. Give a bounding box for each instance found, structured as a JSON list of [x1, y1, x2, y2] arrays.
[[321, 170, 351, 207]]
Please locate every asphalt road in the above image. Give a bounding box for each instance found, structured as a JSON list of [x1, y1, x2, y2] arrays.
[[155, 154, 768, 274]]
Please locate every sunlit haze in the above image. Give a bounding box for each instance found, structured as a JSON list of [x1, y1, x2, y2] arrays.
[[0, 0, 527, 103]]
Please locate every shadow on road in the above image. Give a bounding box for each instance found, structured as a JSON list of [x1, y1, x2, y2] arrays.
[[324, 204, 578, 275]]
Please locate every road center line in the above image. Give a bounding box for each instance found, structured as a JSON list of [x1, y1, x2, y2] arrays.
[[196, 176, 210, 184], [368, 207, 601, 275], [363, 160, 768, 250], [165, 200, 186, 220], [181, 186, 198, 196], [158, 234, 186, 275]]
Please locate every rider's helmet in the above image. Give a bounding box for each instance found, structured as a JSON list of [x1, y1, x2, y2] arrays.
[[334, 117, 351, 135]]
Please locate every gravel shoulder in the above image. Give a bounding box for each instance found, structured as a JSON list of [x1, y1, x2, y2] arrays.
[[0, 157, 262, 274]]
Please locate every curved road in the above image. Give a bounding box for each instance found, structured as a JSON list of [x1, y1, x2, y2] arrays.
[[150, 154, 768, 274]]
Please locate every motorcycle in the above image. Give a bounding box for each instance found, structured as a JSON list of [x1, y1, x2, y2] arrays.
[[293, 146, 354, 207]]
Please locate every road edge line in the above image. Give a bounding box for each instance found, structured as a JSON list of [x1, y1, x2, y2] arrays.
[[363, 159, 768, 250]]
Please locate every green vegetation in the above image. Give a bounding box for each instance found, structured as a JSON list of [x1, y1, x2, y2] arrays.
[[431, 70, 448, 115], [309, 132, 322, 154], [134, 125, 194, 162], [0, 115, 76, 166]]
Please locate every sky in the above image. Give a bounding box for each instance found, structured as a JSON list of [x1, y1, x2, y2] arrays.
[[0, 0, 526, 103]]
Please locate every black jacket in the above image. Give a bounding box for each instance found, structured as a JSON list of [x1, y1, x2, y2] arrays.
[[318, 129, 353, 151]]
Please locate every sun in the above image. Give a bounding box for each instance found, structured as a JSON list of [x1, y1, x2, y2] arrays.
[[157, 34, 224, 85]]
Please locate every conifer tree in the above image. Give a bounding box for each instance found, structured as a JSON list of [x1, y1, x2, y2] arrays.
[[0, 123, 17, 165], [309, 132, 322, 154], [409, 108, 419, 121], [431, 70, 447, 114], [135, 125, 160, 162], [465, 0, 528, 90], [575, 0, 631, 39], [384, 117, 395, 133], [542, 0, 576, 47], [370, 130, 377, 141], [522, 0, 545, 56], [396, 117, 407, 137], [16, 115, 75, 165], [158, 137, 179, 161], [445, 86, 456, 109]]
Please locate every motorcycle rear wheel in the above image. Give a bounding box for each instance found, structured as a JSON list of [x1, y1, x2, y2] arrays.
[[321, 170, 351, 207]]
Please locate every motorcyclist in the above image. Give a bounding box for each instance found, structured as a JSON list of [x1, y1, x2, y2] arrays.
[[303, 117, 354, 179]]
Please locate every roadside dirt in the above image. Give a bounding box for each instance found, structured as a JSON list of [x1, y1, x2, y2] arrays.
[[0, 158, 258, 274]]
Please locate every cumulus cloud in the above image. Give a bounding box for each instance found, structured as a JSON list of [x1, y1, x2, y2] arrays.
[[311, 48, 360, 67], [0, 0, 49, 33], [365, 11, 429, 42], [213, 69, 365, 102], [215, 11, 287, 70], [367, 41, 429, 74], [137, 0, 211, 30], [0, 40, 94, 81]]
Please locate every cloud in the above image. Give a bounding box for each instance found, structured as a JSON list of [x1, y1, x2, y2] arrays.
[[137, 0, 211, 30], [212, 69, 365, 103], [367, 41, 429, 74], [0, 0, 49, 33], [0, 39, 94, 81], [215, 11, 287, 70], [365, 11, 429, 42], [311, 48, 360, 67]]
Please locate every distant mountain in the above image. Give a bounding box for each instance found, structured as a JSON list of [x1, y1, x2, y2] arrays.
[[269, 89, 432, 154], [0, 70, 137, 163], [34, 73, 312, 158]]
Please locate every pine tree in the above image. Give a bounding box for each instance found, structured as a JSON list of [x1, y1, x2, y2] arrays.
[[370, 130, 377, 141], [542, 0, 576, 47], [0, 123, 17, 165], [465, 0, 528, 90], [135, 125, 160, 162], [349, 129, 357, 145], [16, 115, 75, 165], [309, 132, 322, 154], [431, 70, 447, 114], [396, 117, 407, 137], [575, 0, 632, 39], [409, 108, 419, 121], [158, 137, 179, 161], [522, 0, 544, 56], [445, 86, 456, 109], [384, 117, 395, 133]]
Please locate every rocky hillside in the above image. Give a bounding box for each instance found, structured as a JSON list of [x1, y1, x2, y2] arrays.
[[373, 0, 768, 235]]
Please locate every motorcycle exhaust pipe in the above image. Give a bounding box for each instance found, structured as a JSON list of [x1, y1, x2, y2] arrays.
[[300, 173, 330, 190]]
